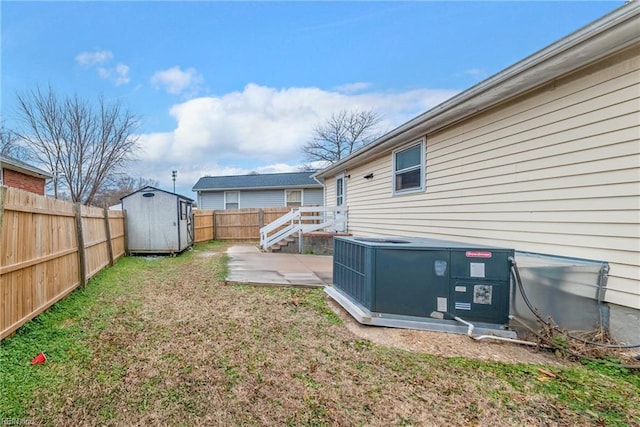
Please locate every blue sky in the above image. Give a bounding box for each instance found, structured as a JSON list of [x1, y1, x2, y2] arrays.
[[1, 1, 622, 198]]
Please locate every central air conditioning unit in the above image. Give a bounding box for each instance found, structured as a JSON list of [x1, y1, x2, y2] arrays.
[[325, 236, 516, 336]]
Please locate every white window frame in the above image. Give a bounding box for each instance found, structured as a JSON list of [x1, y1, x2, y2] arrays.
[[224, 191, 240, 209], [336, 173, 346, 206], [284, 189, 303, 207], [392, 139, 425, 195]]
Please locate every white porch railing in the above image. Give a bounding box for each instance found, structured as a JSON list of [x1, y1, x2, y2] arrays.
[[259, 206, 347, 251]]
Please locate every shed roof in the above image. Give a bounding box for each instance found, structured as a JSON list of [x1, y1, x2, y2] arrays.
[[315, 2, 640, 179], [192, 171, 322, 192], [0, 154, 53, 179], [120, 185, 194, 202]]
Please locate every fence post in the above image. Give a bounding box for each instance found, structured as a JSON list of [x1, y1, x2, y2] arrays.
[[103, 207, 114, 266], [258, 209, 264, 228], [122, 210, 129, 255], [74, 203, 87, 287], [0, 186, 6, 237], [213, 210, 217, 240]]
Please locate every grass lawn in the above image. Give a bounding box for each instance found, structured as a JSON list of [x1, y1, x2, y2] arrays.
[[1, 241, 638, 426]]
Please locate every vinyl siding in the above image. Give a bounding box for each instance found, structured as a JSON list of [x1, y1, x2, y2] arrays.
[[325, 177, 337, 208], [332, 46, 640, 309], [198, 188, 323, 209], [199, 192, 224, 210], [304, 188, 324, 206], [241, 190, 284, 208]]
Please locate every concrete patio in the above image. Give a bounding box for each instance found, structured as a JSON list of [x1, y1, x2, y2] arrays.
[[225, 244, 333, 287]]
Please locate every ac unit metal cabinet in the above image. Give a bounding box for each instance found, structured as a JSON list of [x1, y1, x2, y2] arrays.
[[332, 236, 514, 325]]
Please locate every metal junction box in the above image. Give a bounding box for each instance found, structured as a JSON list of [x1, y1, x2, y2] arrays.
[[332, 236, 514, 325]]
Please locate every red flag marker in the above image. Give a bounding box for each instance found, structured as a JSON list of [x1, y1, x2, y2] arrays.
[[31, 352, 46, 365]]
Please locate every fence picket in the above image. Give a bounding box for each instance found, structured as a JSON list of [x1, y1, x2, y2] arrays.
[[0, 187, 125, 340]]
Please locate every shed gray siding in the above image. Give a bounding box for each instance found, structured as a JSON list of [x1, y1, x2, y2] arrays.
[[123, 188, 193, 254]]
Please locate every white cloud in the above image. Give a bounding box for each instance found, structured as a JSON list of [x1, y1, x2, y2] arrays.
[[334, 82, 372, 94], [96, 63, 130, 85], [135, 83, 458, 193], [114, 64, 130, 86], [458, 68, 487, 79], [75, 50, 113, 66], [76, 50, 130, 86], [150, 66, 204, 95]]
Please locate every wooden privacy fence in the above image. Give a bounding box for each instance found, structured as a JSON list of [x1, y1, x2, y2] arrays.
[[194, 207, 290, 242], [0, 186, 126, 340]]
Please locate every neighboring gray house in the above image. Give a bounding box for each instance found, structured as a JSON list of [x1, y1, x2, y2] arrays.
[[121, 186, 194, 255], [192, 171, 324, 210]]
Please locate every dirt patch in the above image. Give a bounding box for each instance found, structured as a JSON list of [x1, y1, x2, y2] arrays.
[[327, 299, 568, 366]]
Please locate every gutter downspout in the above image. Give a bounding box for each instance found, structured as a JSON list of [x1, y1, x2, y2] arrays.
[[597, 263, 611, 332]]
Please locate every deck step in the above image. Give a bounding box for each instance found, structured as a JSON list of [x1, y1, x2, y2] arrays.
[[268, 238, 296, 253]]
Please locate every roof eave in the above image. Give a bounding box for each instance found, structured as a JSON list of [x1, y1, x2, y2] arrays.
[[314, 2, 640, 179], [192, 184, 323, 192], [0, 160, 53, 179], [121, 185, 194, 202]]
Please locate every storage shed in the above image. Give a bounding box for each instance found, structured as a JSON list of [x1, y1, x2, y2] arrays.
[[121, 186, 194, 255]]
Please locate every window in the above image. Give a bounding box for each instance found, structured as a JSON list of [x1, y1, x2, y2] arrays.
[[336, 175, 345, 206], [180, 201, 187, 219], [285, 189, 302, 207], [393, 140, 425, 194], [225, 191, 239, 209]]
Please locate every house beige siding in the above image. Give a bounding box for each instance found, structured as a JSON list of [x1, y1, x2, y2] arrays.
[[325, 176, 337, 209], [335, 45, 640, 309]]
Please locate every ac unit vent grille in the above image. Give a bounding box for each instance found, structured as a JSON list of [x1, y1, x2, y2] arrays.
[[333, 239, 370, 307]]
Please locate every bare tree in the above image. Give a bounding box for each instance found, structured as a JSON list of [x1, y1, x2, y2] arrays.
[[15, 86, 140, 204], [0, 122, 31, 160], [91, 176, 159, 208], [302, 109, 382, 165]]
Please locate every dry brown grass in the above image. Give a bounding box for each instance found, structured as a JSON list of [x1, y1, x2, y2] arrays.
[[22, 242, 639, 426]]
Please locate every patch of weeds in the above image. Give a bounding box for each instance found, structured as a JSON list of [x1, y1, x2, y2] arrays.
[[303, 396, 329, 426], [353, 361, 368, 371], [216, 253, 230, 281], [97, 402, 118, 422], [351, 339, 373, 351], [581, 357, 638, 381], [446, 355, 640, 426], [531, 364, 640, 425], [95, 362, 127, 384], [293, 371, 319, 390], [194, 240, 227, 252], [218, 357, 241, 390], [399, 416, 418, 426], [297, 288, 342, 326]]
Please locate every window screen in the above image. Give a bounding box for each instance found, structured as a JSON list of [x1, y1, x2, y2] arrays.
[[336, 177, 344, 206], [393, 142, 424, 194], [225, 191, 239, 209], [286, 190, 302, 207]]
